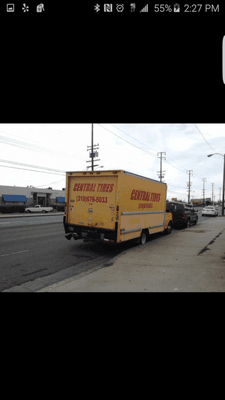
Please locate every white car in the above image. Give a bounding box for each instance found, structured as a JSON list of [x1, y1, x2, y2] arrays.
[[202, 206, 218, 217], [25, 204, 53, 213]]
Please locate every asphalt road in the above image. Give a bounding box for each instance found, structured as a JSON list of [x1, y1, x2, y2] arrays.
[[0, 206, 222, 292], [0, 215, 141, 292]]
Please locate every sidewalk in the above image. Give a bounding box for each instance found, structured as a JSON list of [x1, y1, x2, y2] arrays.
[[38, 217, 225, 292]]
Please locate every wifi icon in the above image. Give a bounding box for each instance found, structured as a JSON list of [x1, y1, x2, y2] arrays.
[[140, 4, 148, 12]]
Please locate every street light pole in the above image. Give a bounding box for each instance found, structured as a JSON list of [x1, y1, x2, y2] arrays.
[[91, 123, 94, 171], [223, 154, 225, 215], [207, 153, 225, 216]]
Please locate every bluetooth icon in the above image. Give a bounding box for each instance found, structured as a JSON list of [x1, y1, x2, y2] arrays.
[[94, 4, 100, 12]]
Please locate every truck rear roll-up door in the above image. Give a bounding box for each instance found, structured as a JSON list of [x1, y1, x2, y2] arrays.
[[68, 176, 117, 230]]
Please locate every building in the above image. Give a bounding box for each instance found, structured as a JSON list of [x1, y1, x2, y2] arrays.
[[0, 185, 65, 213]]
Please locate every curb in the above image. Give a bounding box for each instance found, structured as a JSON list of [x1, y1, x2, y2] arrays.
[[0, 212, 64, 219]]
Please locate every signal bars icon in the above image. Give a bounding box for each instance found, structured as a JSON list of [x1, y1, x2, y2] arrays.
[[140, 4, 148, 12]]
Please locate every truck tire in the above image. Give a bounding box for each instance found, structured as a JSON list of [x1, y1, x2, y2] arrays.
[[186, 219, 190, 228], [194, 217, 198, 225], [165, 221, 172, 235], [138, 230, 148, 245]]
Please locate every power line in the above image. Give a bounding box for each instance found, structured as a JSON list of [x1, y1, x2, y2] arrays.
[[111, 124, 190, 172], [35, 179, 65, 188], [112, 124, 186, 171], [0, 130, 84, 162], [194, 124, 216, 153], [99, 124, 212, 187], [98, 124, 158, 157], [111, 124, 158, 153], [0, 159, 65, 173], [164, 158, 186, 172], [0, 164, 65, 175], [100, 124, 198, 177]]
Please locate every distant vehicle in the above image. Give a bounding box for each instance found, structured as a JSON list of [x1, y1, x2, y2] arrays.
[[192, 200, 202, 206], [25, 204, 53, 213], [202, 206, 218, 217], [215, 205, 219, 210], [166, 202, 198, 228]]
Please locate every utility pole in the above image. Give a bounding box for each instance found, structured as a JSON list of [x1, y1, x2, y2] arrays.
[[157, 152, 166, 182], [201, 178, 207, 205], [212, 183, 214, 204], [207, 153, 225, 216], [86, 124, 101, 171], [186, 170, 193, 204], [219, 187, 221, 204]]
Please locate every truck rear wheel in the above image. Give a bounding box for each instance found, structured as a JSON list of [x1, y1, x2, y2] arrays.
[[138, 230, 148, 245], [165, 221, 172, 235]]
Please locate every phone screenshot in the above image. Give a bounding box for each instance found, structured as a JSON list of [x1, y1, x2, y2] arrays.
[[1, 2, 225, 294]]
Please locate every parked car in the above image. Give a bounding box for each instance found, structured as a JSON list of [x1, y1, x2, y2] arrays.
[[202, 206, 218, 217], [166, 202, 198, 228], [25, 204, 53, 213]]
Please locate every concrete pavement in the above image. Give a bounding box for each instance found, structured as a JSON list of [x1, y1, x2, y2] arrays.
[[37, 217, 225, 292]]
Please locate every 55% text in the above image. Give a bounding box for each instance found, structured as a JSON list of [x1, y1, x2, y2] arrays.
[[154, 4, 172, 12]]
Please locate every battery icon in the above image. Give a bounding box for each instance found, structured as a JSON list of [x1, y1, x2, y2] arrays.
[[173, 3, 180, 12]]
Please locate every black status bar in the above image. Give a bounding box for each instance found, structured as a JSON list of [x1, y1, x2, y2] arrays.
[[2, 2, 224, 14]]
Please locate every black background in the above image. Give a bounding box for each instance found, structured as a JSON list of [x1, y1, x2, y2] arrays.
[[1, 1, 224, 122]]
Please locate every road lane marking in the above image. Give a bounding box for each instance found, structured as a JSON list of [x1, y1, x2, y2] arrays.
[[0, 250, 29, 257], [11, 250, 30, 255]]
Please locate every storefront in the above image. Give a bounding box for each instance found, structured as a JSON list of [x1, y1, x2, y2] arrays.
[[0, 185, 65, 213], [0, 194, 28, 213]]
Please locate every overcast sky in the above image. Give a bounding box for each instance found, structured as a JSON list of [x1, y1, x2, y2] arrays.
[[0, 123, 224, 202]]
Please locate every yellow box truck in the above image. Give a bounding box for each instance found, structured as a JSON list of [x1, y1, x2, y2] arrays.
[[63, 170, 173, 245]]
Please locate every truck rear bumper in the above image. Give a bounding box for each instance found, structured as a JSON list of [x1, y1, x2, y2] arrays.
[[64, 219, 118, 243]]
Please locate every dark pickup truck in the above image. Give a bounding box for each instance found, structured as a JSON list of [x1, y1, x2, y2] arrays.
[[166, 202, 198, 228]]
